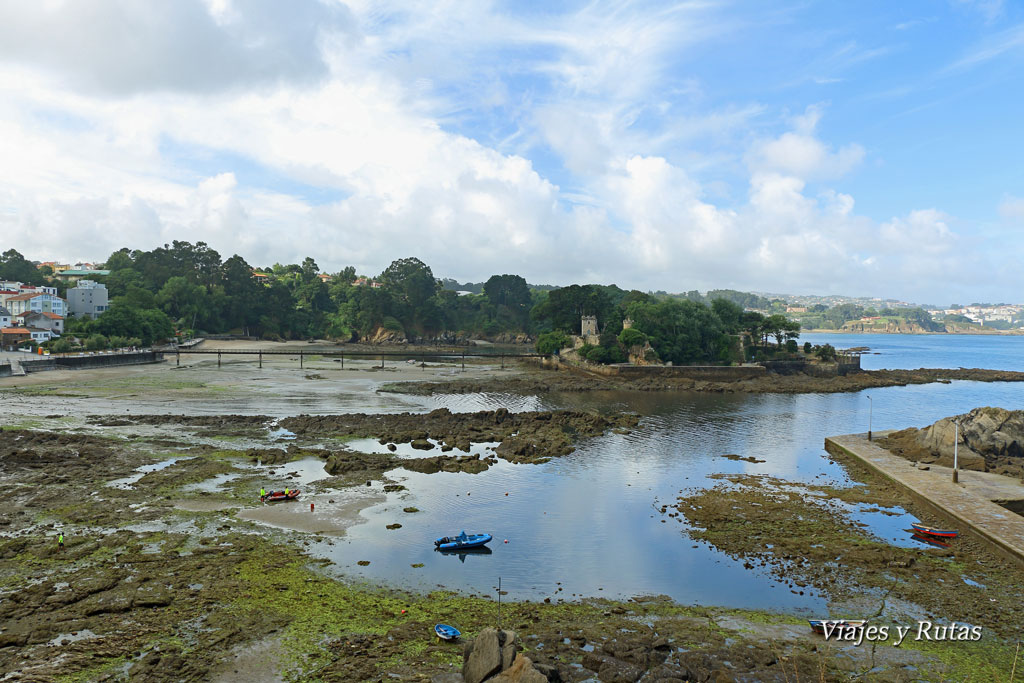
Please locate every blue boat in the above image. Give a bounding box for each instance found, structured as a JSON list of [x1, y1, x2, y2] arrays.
[[435, 624, 461, 641], [434, 531, 492, 551]]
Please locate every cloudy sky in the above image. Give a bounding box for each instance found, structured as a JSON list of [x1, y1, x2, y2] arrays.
[[1, 0, 1022, 304]]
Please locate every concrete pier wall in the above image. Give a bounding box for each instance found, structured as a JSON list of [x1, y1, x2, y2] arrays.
[[826, 433, 1024, 568]]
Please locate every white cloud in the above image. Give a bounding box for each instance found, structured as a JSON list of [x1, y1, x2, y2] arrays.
[[0, 1, 1007, 304], [747, 106, 865, 181], [0, 0, 352, 94], [999, 196, 1024, 221]]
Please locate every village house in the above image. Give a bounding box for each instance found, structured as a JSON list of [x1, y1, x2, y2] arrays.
[[4, 292, 68, 317], [1, 328, 31, 350], [27, 327, 54, 343], [0, 305, 12, 328], [67, 280, 109, 318], [16, 311, 63, 336]]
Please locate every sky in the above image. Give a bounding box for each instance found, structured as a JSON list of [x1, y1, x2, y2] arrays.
[[1, 0, 1022, 305]]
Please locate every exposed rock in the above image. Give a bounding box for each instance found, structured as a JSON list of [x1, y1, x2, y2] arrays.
[[432, 674, 466, 683], [488, 654, 548, 683], [462, 628, 521, 683], [882, 407, 1024, 475]]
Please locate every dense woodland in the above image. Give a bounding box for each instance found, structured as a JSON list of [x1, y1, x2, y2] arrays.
[[3, 243, 810, 364]]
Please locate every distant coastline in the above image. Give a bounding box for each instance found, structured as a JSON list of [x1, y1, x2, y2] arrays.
[[802, 328, 1024, 336]]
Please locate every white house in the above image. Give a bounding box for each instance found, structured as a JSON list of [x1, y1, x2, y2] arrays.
[[17, 311, 63, 336], [28, 327, 53, 342]]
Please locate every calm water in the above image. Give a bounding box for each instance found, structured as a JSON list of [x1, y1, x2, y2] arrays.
[[801, 332, 1024, 371], [310, 335, 1024, 614]]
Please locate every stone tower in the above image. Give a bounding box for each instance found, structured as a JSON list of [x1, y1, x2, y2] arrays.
[[581, 315, 598, 337], [622, 317, 633, 330]]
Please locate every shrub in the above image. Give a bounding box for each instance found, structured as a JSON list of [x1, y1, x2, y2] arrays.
[[785, 339, 798, 353], [535, 331, 571, 355], [85, 334, 108, 351], [813, 343, 837, 362], [803, 341, 812, 354], [618, 328, 648, 347]]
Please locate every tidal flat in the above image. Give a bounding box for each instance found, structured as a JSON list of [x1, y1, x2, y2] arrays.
[[2, 349, 1023, 681]]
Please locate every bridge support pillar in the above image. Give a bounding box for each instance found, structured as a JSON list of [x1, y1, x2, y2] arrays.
[[217, 351, 221, 368], [259, 350, 262, 369]]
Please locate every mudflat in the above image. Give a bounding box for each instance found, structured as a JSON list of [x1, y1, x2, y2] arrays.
[[2, 349, 1023, 681]]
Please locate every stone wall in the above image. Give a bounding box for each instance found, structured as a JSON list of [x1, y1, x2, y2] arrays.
[[21, 358, 56, 373], [583, 364, 766, 380], [54, 351, 164, 369]]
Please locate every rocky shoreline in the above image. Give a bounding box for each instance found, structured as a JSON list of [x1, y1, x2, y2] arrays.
[[381, 366, 1024, 396]]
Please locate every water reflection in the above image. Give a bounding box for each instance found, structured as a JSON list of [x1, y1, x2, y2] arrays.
[[436, 546, 493, 563], [319, 378, 1022, 611]]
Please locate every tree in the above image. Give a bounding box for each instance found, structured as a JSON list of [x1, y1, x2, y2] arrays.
[[535, 331, 570, 355], [0, 249, 44, 285], [765, 314, 789, 348], [483, 274, 531, 309], [710, 299, 743, 330], [379, 258, 438, 309], [156, 276, 206, 330], [530, 284, 620, 334]]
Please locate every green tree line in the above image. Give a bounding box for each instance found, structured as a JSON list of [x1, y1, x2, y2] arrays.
[[4, 244, 801, 362]]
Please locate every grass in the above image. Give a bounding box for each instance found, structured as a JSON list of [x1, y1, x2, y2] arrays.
[[54, 656, 128, 683]]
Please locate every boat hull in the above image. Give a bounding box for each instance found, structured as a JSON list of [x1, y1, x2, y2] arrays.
[[434, 533, 492, 551], [264, 490, 301, 502], [911, 522, 958, 538], [435, 624, 461, 641]]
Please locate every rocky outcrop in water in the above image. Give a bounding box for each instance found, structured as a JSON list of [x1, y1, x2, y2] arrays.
[[881, 407, 1024, 477]]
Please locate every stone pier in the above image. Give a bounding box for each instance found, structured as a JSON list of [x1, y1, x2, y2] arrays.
[[825, 433, 1024, 567]]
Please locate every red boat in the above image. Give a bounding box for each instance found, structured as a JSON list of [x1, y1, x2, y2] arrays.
[[263, 489, 301, 502], [909, 532, 951, 549], [911, 522, 958, 539]]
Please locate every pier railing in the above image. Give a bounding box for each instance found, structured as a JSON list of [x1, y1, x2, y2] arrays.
[[169, 347, 543, 370]]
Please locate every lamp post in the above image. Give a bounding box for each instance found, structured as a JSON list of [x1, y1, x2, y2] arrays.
[[867, 395, 873, 441], [953, 420, 959, 484]]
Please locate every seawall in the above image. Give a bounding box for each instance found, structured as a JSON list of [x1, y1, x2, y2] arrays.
[[54, 351, 165, 369]]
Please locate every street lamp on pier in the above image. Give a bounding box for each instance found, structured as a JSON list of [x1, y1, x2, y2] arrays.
[[953, 419, 960, 484], [867, 395, 873, 441]]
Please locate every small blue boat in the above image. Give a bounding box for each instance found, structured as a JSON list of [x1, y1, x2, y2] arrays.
[[434, 531, 492, 551], [435, 624, 461, 641]]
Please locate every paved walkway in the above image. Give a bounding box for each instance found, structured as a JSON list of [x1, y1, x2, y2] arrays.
[[825, 433, 1024, 567]]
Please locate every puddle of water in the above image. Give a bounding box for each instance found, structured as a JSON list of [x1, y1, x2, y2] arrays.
[[48, 630, 97, 646], [962, 577, 986, 588], [346, 438, 500, 459], [106, 456, 193, 490], [253, 457, 332, 488], [237, 488, 385, 535], [182, 472, 241, 493], [268, 426, 296, 441]]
